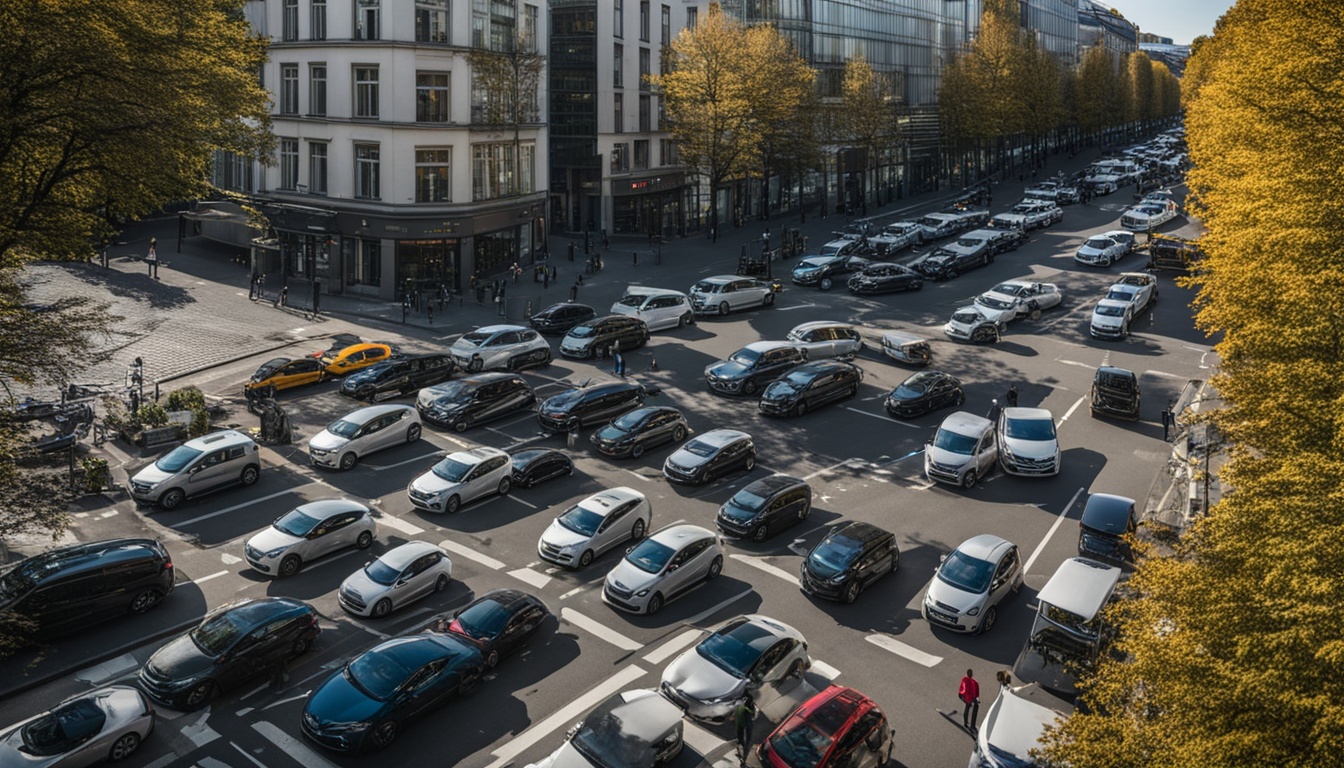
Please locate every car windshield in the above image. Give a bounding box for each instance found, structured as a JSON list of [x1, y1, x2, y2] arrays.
[[1095, 303, 1127, 317], [273, 509, 322, 537], [894, 379, 927, 398], [190, 609, 247, 656], [345, 648, 418, 702], [432, 458, 473, 483], [452, 599, 510, 641], [951, 310, 984, 325], [727, 488, 768, 512], [570, 696, 660, 768], [155, 444, 204, 473], [692, 281, 722, 293], [557, 504, 604, 537], [363, 558, 402, 586], [252, 359, 286, 379], [0, 566, 35, 604], [459, 330, 493, 346], [567, 325, 596, 338], [625, 539, 675, 574], [20, 699, 106, 757], [681, 439, 719, 458], [918, 216, 945, 227], [937, 549, 996, 593], [1004, 417, 1056, 441], [992, 282, 1026, 296], [429, 381, 471, 403], [616, 295, 646, 308], [698, 624, 770, 678], [956, 237, 985, 248], [325, 419, 360, 438], [933, 428, 978, 455], [767, 722, 833, 768], [1083, 238, 1114, 250], [1105, 288, 1137, 302], [612, 410, 649, 430], [975, 295, 1015, 311], [729, 348, 762, 366], [810, 536, 860, 571]]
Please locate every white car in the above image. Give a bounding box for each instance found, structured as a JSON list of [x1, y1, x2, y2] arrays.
[[611, 287, 694, 331], [338, 541, 453, 618], [1120, 199, 1179, 230], [1090, 298, 1134, 339], [602, 524, 725, 615], [975, 281, 1064, 322], [1073, 230, 1136, 267], [1009, 200, 1063, 229], [944, 305, 1002, 343], [915, 212, 967, 241], [308, 404, 421, 471], [786, 320, 864, 358], [537, 487, 652, 569], [0, 686, 156, 766], [921, 534, 1024, 635], [407, 446, 513, 514], [449, 325, 552, 372], [996, 407, 1061, 476], [245, 499, 377, 577], [867, 221, 923, 253], [688, 275, 775, 316], [660, 615, 810, 722], [1114, 271, 1159, 309], [1083, 173, 1121, 195], [525, 689, 684, 768]]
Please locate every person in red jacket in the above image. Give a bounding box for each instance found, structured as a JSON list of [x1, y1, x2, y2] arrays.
[[959, 669, 981, 732]]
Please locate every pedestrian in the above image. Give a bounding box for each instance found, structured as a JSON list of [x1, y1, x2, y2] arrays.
[[543, 269, 550, 289], [550, 265, 558, 281], [427, 304, 434, 324], [577, 273, 584, 286], [491, 283, 499, 303], [612, 341, 625, 377], [146, 239, 158, 279], [269, 657, 290, 690], [959, 669, 980, 732], [733, 695, 757, 766], [569, 283, 579, 303], [1006, 385, 1018, 408], [986, 398, 1001, 423], [512, 263, 520, 285], [476, 284, 486, 304], [1161, 401, 1174, 441]]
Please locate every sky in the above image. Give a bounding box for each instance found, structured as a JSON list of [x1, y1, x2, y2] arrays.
[[1106, 0, 1237, 45]]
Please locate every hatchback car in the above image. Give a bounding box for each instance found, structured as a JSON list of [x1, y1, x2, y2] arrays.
[[791, 255, 864, 291], [129, 429, 260, 509], [139, 597, 320, 710], [662, 429, 756, 485], [661, 615, 810, 722], [925, 411, 998, 488], [1090, 365, 1141, 420], [884, 371, 964, 418], [997, 407, 1061, 476], [590, 406, 689, 458], [244, 356, 325, 393], [704, 342, 808, 396], [689, 275, 776, 316], [301, 633, 483, 752], [943, 305, 1002, 343], [527, 689, 684, 768], [757, 686, 893, 768], [537, 380, 646, 433], [0, 686, 154, 766], [1090, 297, 1135, 339], [538, 487, 652, 569], [786, 321, 864, 359], [339, 354, 454, 401], [339, 541, 453, 618], [449, 325, 551, 372], [322, 343, 394, 377], [559, 315, 650, 359], [308, 404, 421, 471], [440, 589, 550, 669], [415, 373, 535, 432], [602, 524, 724, 615], [407, 446, 512, 514], [759, 360, 862, 417], [529, 302, 597, 335], [800, 522, 899, 604], [921, 534, 1023, 634], [976, 281, 1064, 322], [245, 499, 377, 577], [846, 263, 923, 295], [1078, 493, 1137, 565], [611, 287, 694, 330], [509, 448, 574, 488], [715, 474, 812, 542]]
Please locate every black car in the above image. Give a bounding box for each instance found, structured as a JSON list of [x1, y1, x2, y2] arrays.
[[715, 474, 812, 542], [510, 448, 574, 488], [340, 353, 455, 401], [1090, 366, 1140, 421], [799, 521, 900, 604], [0, 538, 174, 641], [758, 360, 863, 417], [846, 263, 924, 295], [662, 429, 755, 485], [139, 597, 320, 710], [416, 372, 535, 432], [537, 380, 646, 433], [1079, 493, 1137, 565], [302, 633, 483, 752], [591, 406, 689, 458], [704, 342, 807, 396], [884, 371, 964, 418], [442, 589, 549, 668], [791, 254, 867, 290], [559, 315, 650, 359], [911, 241, 993, 281], [530, 302, 598, 335]]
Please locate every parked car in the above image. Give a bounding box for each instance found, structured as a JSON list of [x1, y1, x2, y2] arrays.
[[415, 373, 535, 432], [602, 524, 724, 615], [308, 404, 421, 471], [961, 227, 1027, 254], [129, 430, 260, 509], [910, 239, 993, 281], [971, 684, 1070, 768], [1090, 275, 1157, 340], [1012, 557, 1121, 697], [974, 280, 1065, 322], [791, 255, 865, 291], [322, 343, 394, 377], [339, 354, 454, 401], [1009, 200, 1064, 228], [986, 213, 1032, 238], [1120, 199, 1179, 231], [660, 615, 810, 722], [440, 589, 549, 668], [915, 212, 969, 241], [758, 360, 863, 417], [1078, 493, 1137, 565], [301, 633, 482, 752], [140, 597, 320, 710], [525, 690, 683, 768], [689, 275, 775, 316], [529, 302, 597, 335], [610, 287, 694, 330], [921, 534, 1023, 634], [407, 446, 512, 514], [662, 429, 756, 485], [866, 221, 923, 254], [786, 321, 864, 359], [997, 407, 1061, 477], [884, 371, 964, 419], [538, 487, 652, 568], [0, 686, 154, 766], [509, 448, 574, 488], [817, 233, 863, 257], [800, 521, 899, 604], [338, 541, 453, 618], [715, 474, 812, 542], [757, 686, 893, 768], [880, 331, 932, 366], [925, 411, 998, 488], [1113, 271, 1159, 310], [1090, 365, 1140, 420], [943, 305, 1002, 343], [537, 379, 646, 433], [590, 406, 689, 458], [244, 356, 325, 393], [1082, 173, 1121, 195], [245, 499, 376, 577], [1024, 180, 1081, 205], [559, 315, 650, 359], [846, 263, 923, 295], [1074, 230, 1137, 267], [705, 342, 808, 396], [449, 325, 551, 372]]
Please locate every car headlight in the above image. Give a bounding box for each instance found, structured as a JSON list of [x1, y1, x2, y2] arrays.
[[165, 674, 203, 690], [636, 589, 651, 597], [264, 547, 288, 559], [323, 720, 373, 734], [966, 606, 981, 616], [829, 573, 849, 585], [1000, 443, 1016, 461]]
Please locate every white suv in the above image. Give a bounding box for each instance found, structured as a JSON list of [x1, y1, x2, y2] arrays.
[[611, 287, 694, 331], [689, 276, 775, 316], [407, 446, 513, 514], [449, 325, 552, 372], [537, 487, 652, 569]]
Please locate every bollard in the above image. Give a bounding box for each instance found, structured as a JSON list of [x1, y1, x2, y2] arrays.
[[402, 300, 409, 324], [633, 251, 638, 266], [427, 305, 434, 324]]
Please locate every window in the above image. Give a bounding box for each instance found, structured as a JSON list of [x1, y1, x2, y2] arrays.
[[311, 0, 327, 40], [356, 0, 380, 40], [279, 138, 299, 189], [613, 92, 623, 133], [416, 73, 449, 122], [309, 142, 327, 194], [660, 138, 677, 166], [613, 44, 623, 88], [416, 0, 448, 43], [634, 140, 649, 170], [611, 143, 628, 173], [523, 5, 538, 51], [309, 64, 326, 115], [686, 6, 697, 29], [639, 0, 649, 41], [213, 151, 254, 192], [614, 0, 623, 37], [279, 64, 299, 114], [354, 143, 380, 199], [416, 148, 451, 202], [354, 66, 379, 118], [639, 95, 650, 132], [639, 48, 650, 90], [282, 0, 298, 41], [471, 142, 535, 200], [661, 5, 670, 45], [473, 0, 517, 51]]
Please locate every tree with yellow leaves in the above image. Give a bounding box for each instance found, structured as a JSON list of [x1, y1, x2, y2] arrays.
[[842, 56, 899, 207]]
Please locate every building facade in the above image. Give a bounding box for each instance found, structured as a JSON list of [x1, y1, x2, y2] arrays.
[[1077, 0, 1138, 58]]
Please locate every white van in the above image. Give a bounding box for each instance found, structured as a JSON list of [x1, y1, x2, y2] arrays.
[[129, 430, 261, 510], [924, 411, 997, 488], [611, 286, 694, 331], [1011, 557, 1122, 696]]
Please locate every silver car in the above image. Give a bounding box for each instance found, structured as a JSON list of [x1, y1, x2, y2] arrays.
[[338, 541, 454, 618], [0, 686, 154, 766], [407, 446, 513, 514], [525, 689, 683, 768], [309, 404, 421, 471], [924, 411, 998, 488], [537, 487, 652, 569], [921, 534, 1024, 634], [602, 524, 724, 615], [688, 275, 775, 316], [786, 321, 864, 359], [660, 615, 810, 722], [449, 325, 552, 372], [244, 499, 377, 577]]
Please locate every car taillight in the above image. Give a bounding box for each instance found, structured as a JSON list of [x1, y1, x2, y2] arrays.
[[163, 559, 174, 572]]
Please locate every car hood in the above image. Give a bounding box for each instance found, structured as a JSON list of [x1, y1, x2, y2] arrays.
[[247, 526, 303, 554], [541, 519, 591, 550], [927, 444, 972, 469], [792, 263, 822, 275], [925, 575, 987, 614], [606, 559, 660, 595], [1076, 244, 1108, 257], [450, 338, 483, 353], [667, 447, 709, 469], [1091, 306, 1127, 328], [309, 430, 349, 452], [706, 360, 750, 379], [760, 381, 799, 402], [1001, 435, 1058, 460], [975, 302, 1016, 324], [662, 651, 746, 702], [132, 463, 174, 486], [527, 743, 595, 768], [342, 368, 381, 387], [146, 632, 215, 681], [411, 471, 462, 496], [340, 567, 385, 601], [306, 669, 385, 727], [594, 424, 632, 443]]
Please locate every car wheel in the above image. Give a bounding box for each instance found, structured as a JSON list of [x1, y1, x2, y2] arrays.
[[977, 605, 998, 635], [843, 581, 862, 604], [485, 649, 500, 669], [406, 424, 422, 443], [108, 732, 141, 762], [763, 292, 775, 306], [794, 400, 808, 417], [786, 659, 806, 680], [752, 524, 770, 543], [372, 598, 393, 618], [707, 555, 724, 580], [506, 355, 522, 371], [1028, 303, 1042, 321], [184, 680, 217, 710], [435, 574, 450, 593], [1102, 256, 1112, 267], [370, 721, 398, 750], [291, 634, 313, 656], [128, 589, 160, 615], [445, 494, 462, 514], [961, 469, 978, 489], [453, 418, 469, 433], [496, 477, 512, 497], [469, 357, 483, 372], [240, 465, 260, 486], [356, 530, 374, 549], [595, 344, 609, 360], [676, 314, 687, 329], [629, 441, 647, 459], [158, 488, 185, 510], [743, 454, 756, 471], [819, 277, 833, 291], [338, 452, 358, 471], [578, 550, 595, 568], [536, 349, 552, 367], [912, 280, 924, 291], [890, 550, 901, 573], [646, 593, 664, 615], [672, 425, 687, 442], [719, 301, 731, 316], [279, 554, 302, 577], [741, 380, 758, 396]]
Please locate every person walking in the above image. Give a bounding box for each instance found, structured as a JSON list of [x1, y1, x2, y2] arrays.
[[1161, 401, 1174, 441], [733, 695, 757, 766], [986, 398, 1001, 423], [1006, 385, 1019, 408], [959, 669, 981, 732], [612, 342, 625, 378]]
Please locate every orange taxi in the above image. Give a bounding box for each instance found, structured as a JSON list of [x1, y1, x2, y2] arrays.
[[321, 343, 394, 377]]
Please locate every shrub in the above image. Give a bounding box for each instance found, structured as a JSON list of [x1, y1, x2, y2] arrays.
[[165, 386, 206, 413], [136, 402, 169, 428], [102, 395, 137, 434], [80, 457, 110, 493], [189, 408, 210, 437]]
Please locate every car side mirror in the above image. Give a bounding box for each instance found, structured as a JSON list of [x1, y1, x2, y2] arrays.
[[626, 546, 635, 554], [668, 564, 680, 572], [567, 723, 582, 739]]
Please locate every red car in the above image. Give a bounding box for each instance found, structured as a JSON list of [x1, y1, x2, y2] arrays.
[[757, 686, 893, 768]]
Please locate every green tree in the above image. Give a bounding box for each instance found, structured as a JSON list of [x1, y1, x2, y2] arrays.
[[468, 35, 545, 197], [841, 55, 899, 205]]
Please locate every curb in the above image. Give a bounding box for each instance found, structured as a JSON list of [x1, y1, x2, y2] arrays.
[[156, 330, 347, 386]]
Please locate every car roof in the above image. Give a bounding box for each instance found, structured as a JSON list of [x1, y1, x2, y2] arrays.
[[788, 686, 876, 735], [470, 324, 528, 335], [740, 341, 798, 354], [741, 473, 807, 496], [1002, 407, 1053, 421], [698, 275, 744, 284], [826, 520, 890, 545], [445, 446, 509, 464], [1096, 365, 1136, 379], [511, 447, 565, 464], [790, 320, 851, 333], [939, 411, 993, 436], [575, 380, 643, 396], [339, 403, 414, 423], [648, 523, 716, 546], [623, 286, 686, 298], [467, 588, 538, 612], [367, 632, 480, 669], [185, 429, 254, 450], [458, 372, 527, 386], [1036, 558, 1121, 621], [1082, 494, 1136, 533], [293, 499, 369, 520], [212, 597, 310, 629], [376, 541, 444, 571], [713, 615, 803, 649], [956, 533, 1014, 561], [961, 229, 999, 239], [1100, 230, 1134, 239], [579, 487, 646, 512], [694, 428, 751, 447], [1095, 298, 1129, 309], [12, 538, 165, 584]]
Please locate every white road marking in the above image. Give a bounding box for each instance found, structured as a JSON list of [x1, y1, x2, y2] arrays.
[[643, 628, 705, 665], [777, 303, 821, 311], [73, 653, 140, 685], [507, 494, 540, 510], [220, 552, 242, 565], [803, 458, 860, 481], [368, 452, 441, 471], [230, 741, 269, 768], [375, 513, 425, 536], [100, 510, 119, 518], [560, 607, 642, 650], [261, 693, 310, 711], [175, 488, 298, 527], [189, 570, 229, 585], [683, 587, 754, 627], [509, 567, 552, 589], [1057, 359, 1095, 369], [560, 586, 588, 600], [1142, 369, 1185, 380], [623, 468, 653, 482], [864, 634, 943, 667], [483, 665, 648, 768], [729, 554, 801, 587], [439, 538, 506, 570], [1058, 395, 1087, 424], [682, 721, 726, 757], [1023, 486, 1086, 575], [253, 721, 340, 768], [181, 710, 221, 747], [810, 660, 842, 680], [443, 435, 470, 448], [841, 406, 914, 427]]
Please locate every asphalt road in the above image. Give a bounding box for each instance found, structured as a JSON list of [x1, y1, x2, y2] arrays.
[[0, 186, 1212, 768]]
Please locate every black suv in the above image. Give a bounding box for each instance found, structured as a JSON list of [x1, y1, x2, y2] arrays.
[[590, 406, 690, 458], [559, 316, 649, 359], [416, 373, 536, 432], [537, 380, 646, 433], [704, 342, 807, 396], [1079, 493, 1137, 565], [139, 597, 320, 710], [912, 239, 994, 281], [758, 360, 863, 417], [0, 538, 174, 640], [1090, 366, 1140, 421], [715, 474, 812, 542], [846, 263, 924, 295], [530, 302, 598, 335], [800, 521, 900, 604], [340, 353, 455, 401]]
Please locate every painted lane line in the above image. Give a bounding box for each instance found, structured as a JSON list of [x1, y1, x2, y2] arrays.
[[559, 586, 589, 600], [439, 538, 507, 570], [100, 510, 119, 518], [729, 554, 801, 588], [560, 607, 643, 651], [864, 634, 943, 668], [1057, 359, 1096, 369], [1142, 369, 1185, 380], [443, 435, 470, 448], [1023, 486, 1085, 576], [803, 457, 861, 482], [1058, 395, 1087, 424], [180, 711, 221, 747], [189, 570, 229, 585], [484, 665, 649, 768], [841, 406, 916, 428], [507, 494, 540, 510], [253, 721, 340, 768], [643, 628, 705, 665], [776, 303, 821, 311], [682, 721, 726, 757], [175, 488, 298, 527], [508, 567, 552, 589], [230, 740, 270, 768], [810, 660, 841, 680], [376, 513, 425, 536], [683, 587, 754, 628], [368, 451, 441, 471], [622, 468, 653, 482]]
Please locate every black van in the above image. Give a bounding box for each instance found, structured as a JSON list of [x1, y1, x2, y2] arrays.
[[558, 315, 649, 359], [340, 353, 456, 401], [1090, 366, 1140, 420], [0, 538, 175, 640], [716, 474, 812, 542], [758, 360, 863, 417], [1079, 493, 1137, 564], [416, 372, 536, 432], [537, 380, 646, 433]]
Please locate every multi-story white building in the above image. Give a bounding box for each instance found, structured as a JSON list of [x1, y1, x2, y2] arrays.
[[227, 0, 548, 301]]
